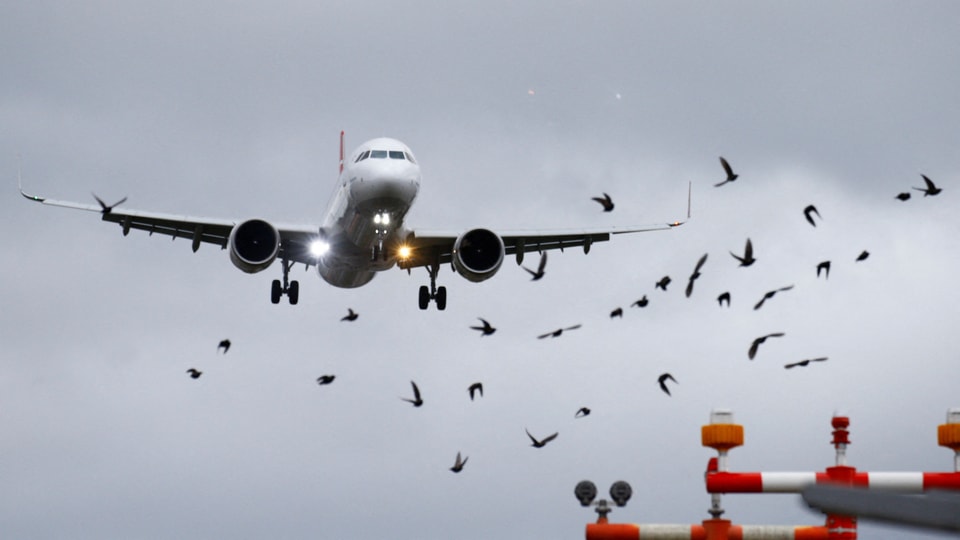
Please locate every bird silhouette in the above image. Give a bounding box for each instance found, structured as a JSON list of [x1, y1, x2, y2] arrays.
[[401, 381, 423, 407], [816, 261, 831, 279], [92, 193, 128, 214], [468, 382, 483, 400], [753, 285, 794, 310], [717, 291, 731, 307], [340, 308, 359, 322], [217, 339, 231, 354], [575, 407, 591, 418], [748, 332, 786, 360], [186, 368, 202, 379], [784, 357, 829, 369], [632, 295, 649, 308], [658, 373, 677, 396], [470, 318, 496, 336], [591, 192, 615, 212], [803, 204, 821, 227], [730, 238, 756, 266], [522, 252, 548, 281], [914, 174, 942, 196], [685, 253, 708, 298], [856, 250, 870, 262], [525, 428, 559, 448], [537, 324, 582, 339], [714, 156, 739, 187], [450, 451, 468, 473], [610, 307, 623, 319], [895, 192, 911, 201], [655, 276, 672, 291], [316, 375, 336, 385]]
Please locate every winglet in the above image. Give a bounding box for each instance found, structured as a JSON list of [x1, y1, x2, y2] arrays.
[[17, 155, 45, 203], [667, 181, 692, 227]]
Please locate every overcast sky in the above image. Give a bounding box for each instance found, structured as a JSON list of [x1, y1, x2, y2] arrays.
[[3, 2, 960, 539]]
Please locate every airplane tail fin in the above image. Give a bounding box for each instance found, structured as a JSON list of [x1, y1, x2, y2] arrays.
[[339, 130, 345, 174]]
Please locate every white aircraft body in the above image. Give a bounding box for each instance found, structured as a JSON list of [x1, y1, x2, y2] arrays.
[[20, 133, 686, 309]]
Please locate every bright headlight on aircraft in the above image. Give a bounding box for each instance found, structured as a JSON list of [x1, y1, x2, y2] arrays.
[[374, 214, 382, 224], [398, 245, 411, 259], [381, 213, 390, 225], [309, 240, 329, 257]]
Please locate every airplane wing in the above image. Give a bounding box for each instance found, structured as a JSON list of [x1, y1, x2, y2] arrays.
[[802, 484, 960, 533], [19, 187, 321, 266]]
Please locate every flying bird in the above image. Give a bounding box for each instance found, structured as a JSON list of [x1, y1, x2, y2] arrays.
[[714, 156, 739, 187], [803, 204, 821, 227], [575, 407, 591, 418], [784, 357, 829, 369], [816, 261, 831, 279], [658, 373, 677, 396], [856, 250, 870, 262], [591, 192, 615, 212], [217, 339, 231, 354], [537, 324, 582, 339], [913, 174, 942, 196], [450, 451, 468, 473], [753, 285, 795, 310], [401, 381, 424, 407], [468, 382, 483, 400], [631, 295, 649, 308], [522, 252, 548, 281], [610, 307, 623, 319], [340, 308, 359, 321], [525, 428, 559, 448], [316, 375, 336, 385], [730, 238, 756, 267], [748, 332, 786, 360], [470, 318, 496, 336], [92, 193, 128, 214], [685, 253, 708, 298], [895, 192, 911, 201], [655, 275, 672, 291], [186, 368, 202, 379], [717, 291, 731, 307]]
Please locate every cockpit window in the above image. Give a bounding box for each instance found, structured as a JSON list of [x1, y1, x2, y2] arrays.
[[404, 152, 416, 164], [389, 150, 405, 160], [370, 150, 388, 159], [355, 150, 370, 162]]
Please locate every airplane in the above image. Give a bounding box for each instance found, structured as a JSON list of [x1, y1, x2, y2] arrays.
[[20, 132, 688, 310]]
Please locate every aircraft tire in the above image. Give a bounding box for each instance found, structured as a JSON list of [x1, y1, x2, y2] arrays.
[[436, 286, 447, 311], [271, 280, 282, 304], [418, 286, 430, 310], [289, 280, 300, 305]]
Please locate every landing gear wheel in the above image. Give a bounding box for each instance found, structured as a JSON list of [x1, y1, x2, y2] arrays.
[[436, 286, 447, 311], [418, 286, 430, 310], [288, 280, 300, 305], [271, 280, 282, 304]]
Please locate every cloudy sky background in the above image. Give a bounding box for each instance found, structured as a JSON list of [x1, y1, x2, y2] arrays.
[[3, 2, 959, 538]]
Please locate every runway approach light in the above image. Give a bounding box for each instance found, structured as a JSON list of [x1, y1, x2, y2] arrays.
[[575, 480, 598, 506], [310, 240, 330, 257]]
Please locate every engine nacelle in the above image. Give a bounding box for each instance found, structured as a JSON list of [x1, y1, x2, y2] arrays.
[[452, 228, 504, 283], [228, 218, 281, 273]]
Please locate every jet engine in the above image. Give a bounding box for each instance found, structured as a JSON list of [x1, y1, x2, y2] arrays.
[[228, 218, 280, 273], [452, 228, 504, 283]]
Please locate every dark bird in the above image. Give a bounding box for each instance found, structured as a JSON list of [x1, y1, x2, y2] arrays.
[[803, 204, 821, 227], [685, 253, 709, 298], [816, 260, 831, 279], [730, 238, 756, 267], [316, 375, 336, 385], [748, 332, 786, 360], [340, 308, 359, 322], [753, 285, 794, 310], [470, 318, 496, 336], [784, 357, 829, 369], [913, 174, 942, 196], [610, 307, 623, 319], [856, 250, 870, 262], [450, 451, 468, 473], [537, 324, 582, 339], [717, 291, 731, 307], [525, 428, 559, 448], [658, 373, 678, 396], [895, 192, 911, 201], [714, 156, 739, 187], [217, 339, 231, 354], [522, 252, 548, 281], [632, 295, 649, 308], [468, 382, 483, 401], [186, 368, 202, 379], [575, 407, 591, 418], [401, 381, 423, 407], [92, 193, 128, 214], [655, 275, 672, 291], [591, 192, 615, 212]]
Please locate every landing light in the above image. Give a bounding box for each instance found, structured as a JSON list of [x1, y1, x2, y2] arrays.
[[398, 245, 411, 259], [310, 240, 330, 257]]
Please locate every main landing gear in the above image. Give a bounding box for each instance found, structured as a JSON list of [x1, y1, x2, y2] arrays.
[[418, 262, 446, 310], [271, 258, 299, 305]]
